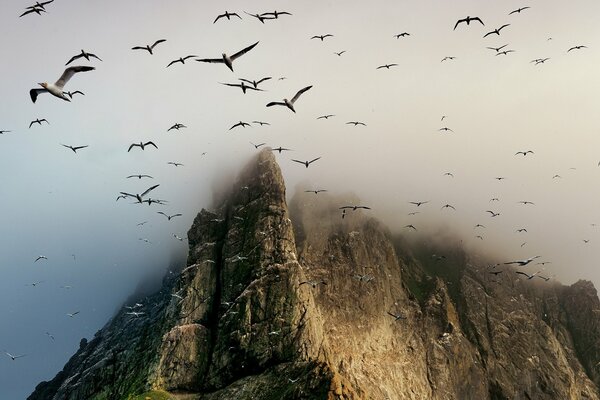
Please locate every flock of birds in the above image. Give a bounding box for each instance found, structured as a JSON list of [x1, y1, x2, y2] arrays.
[[1, 3, 596, 388]]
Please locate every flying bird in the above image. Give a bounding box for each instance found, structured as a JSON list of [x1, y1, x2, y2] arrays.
[[128, 141, 158, 152], [532, 58, 550, 65], [509, 7, 530, 15], [157, 212, 182, 221], [377, 64, 398, 69], [65, 50, 102, 65], [167, 55, 197, 68], [20, 6, 47, 17], [244, 11, 274, 23], [26, 0, 54, 10], [486, 210, 500, 217], [305, 189, 327, 194], [260, 10, 292, 19], [196, 41, 259, 72], [167, 123, 186, 131], [568, 45, 588, 52], [394, 32, 410, 38], [4, 352, 26, 360], [339, 205, 371, 211], [120, 184, 160, 204], [439, 127, 453, 132], [45, 332, 55, 340], [515, 150, 534, 156], [67, 311, 80, 318], [220, 82, 263, 94], [34, 255, 48, 262], [299, 280, 327, 288], [271, 147, 291, 153], [250, 142, 266, 149], [484, 24, 510, 38], [29, 66, 95, 103], [61, 144, 88, 153], [441, 56, 456, 62], [474, 224, 486, 229], [409, 201, 429, 207], [239, 77, 271, 88], [29, 118, 49, 128], [496, 50, 515, 56], [172, 233, 185, 241], [167, 162, 184, 167], [311, 34, 334, 41], [515, 271, 543, 280], [404, 224, 417, 231], [334, 51, 346, 56], [518, 201, 535, 205], [441, 204, 456, 210], [291, 157, 321, 168], [214, 11, 242, 23], [317, 114, 335, 120], [0, 130, 11, 134], [127, 174, 153, 179], [131, 39, 166, 55], [229, 121, 250, 130], [266, 86, 312, 113], [454, 16, 484, 30], [346, 121, 367, 126], [487, 44, 508, 52], [252, 121, 270, 126], [64, 90, 85, 99], [504, 256, 541, 266]]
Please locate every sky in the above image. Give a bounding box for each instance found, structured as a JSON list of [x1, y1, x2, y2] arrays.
[[1, 0, 600, 398]]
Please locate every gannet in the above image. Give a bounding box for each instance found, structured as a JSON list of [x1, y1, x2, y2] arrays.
[[214, 11, 242, 23], [292, 157, 321, 168], [65, 50, 102, 65], [29, 66, 94, 103], [266, 86, 312, 112], [132, 39, 166, 55], [61, 144, 88, 153], [197, 41, 259, 72]]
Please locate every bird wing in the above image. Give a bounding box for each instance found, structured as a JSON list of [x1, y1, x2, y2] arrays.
[[238, 78, 252, 84], [74, 145, 88, 151], [172, 214, 183, 217], [515, 271, 532, 279], [308, 157, 321, 164], [141, 184, 160, 198], [55, 66, 95, 89], [132, 46, 148, 51], [291, 159, 305, 164], [119, 192, 137, 198], [167, 59, 181, 67], [157, 212, 167, 217], [474, 17, 484, 25], [453, 18, 466, 30], [256, 77, 272, 84], [483, 31, 494, 38], [499, 24, 510, 31], [266, 101, 286, 107], [291, 85, 312, 103], [127, 143, 139, 152], [358, 206, 371, 210], [231, 41, 259, 60], [213, 14, 225, 23], [196, 58, 224, 64], [29, 88, 46, 103], [151, 39, 166, 48], [20, 8, 39, 17], [145, 141, 158, 149], [65, 53, 82, 65]]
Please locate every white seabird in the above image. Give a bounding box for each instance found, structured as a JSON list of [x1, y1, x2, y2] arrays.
[[29, 66, 95, 103]]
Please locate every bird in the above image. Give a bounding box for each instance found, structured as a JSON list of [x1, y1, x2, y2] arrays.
[[532, 58, 550, 65], [26, 280, 44, 287], [486, 210, 500, 217], [484, 24, 510, 38], [439, 127, 453, 132], [29, 118, 49, 128], [443, 172, 454, 177], [239, 77, 271, 88], [377, 64, 398, 69], [387, 311, 406, 321], [474, 224, 486, 229], [317, 114, 335, 120], [167, 123, 186, 131], [34, 255, 48, 262], [409, 201, 429, 207], [305, 189, 327, 194], [67, 311, 80, 318], [311, 34, 334, 41], [63, 90, 85, 99], [229, 121, 251, 130], [260, 10, 292, 19], [346, 121, 367, 126], [299, 280, 327, 288], [157, 212, 182, 221], [166, 55, 197, 68], [214, 11, 242, 23], [139, 238, 151, 244], [494, 177, 506, 181], [537, 275, 555, 282], [61, 144, 88, 153], [516, 228, 528, 233], [266, 86, 312, 113], [496, 50, 515, 56], [0, 130, 11, 134], [518, 201, 535, 205], [45, 332, 55, 340], [490, 198, 499, 202], [487, 44, 508, 52], [29, 66, 95, 103], [454, 16, 484, 30], [196, 41, 259, 72], [172, 234, 185, 241], [291, 157, 321, 168], [509, 6, 531, 15], [339, 205, 371, 211], [516, 271, 543, 280], [244, 11, 274, 23], [220, 82, 263, 94], [441, 56, 456, 62], [19, 7, 46, 17], [476, 235, 484, 240], [568, 45, 588, 52], [119, 184, 160, 204], [137, 221, 148, 226], [394, 32, 410, 38], [65, 50, 102, 65], [131, 39, 166, 55], [128, 141, 158, 152], [408, 212, 419, 216], [271, 147, 291, 153], [250, 142, 266, 149], [26, 0, 54, 10], [126, 174, 153, 179], [4, 352, 26, 360], [252, 121, 270, 126], [441, 204, 456, 210], [504, 256, 541, 266], [334, 51, 346, 56], [167, 162, 184, 167], [404, 224, 417, 231], [515, 150, 534, 156]]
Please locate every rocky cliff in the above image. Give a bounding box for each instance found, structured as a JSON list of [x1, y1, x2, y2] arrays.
[[29, 149, 600, 400]]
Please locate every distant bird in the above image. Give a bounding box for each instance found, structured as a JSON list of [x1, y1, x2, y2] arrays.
[[4, 352, 26, 360], [537, 275, 555, 282], [490, 198, 499, 202], [311, 34, 334, 41], [515, 150, 534, 156], [291, 157, 321, 168], [250, 142, 266, 149], [131, 39, 166, 55], [408, 212, 420, 216], [157, 212, 182, 221], [167, 123, 186, 131], [516, 228, 528, 233], [532, 58, 550, 65], [252, 121, 270, 126], [340, 205, 371, 211], [34, 255, 48, 262], [260, 10, 292, 19], [474, 224, 486, 228], [441, 56, 456, 62], [486, 210, 500, 217], [271, 147, 291, 153], [516, 271, 543, 280], [494, 177, 506, 181], [509, 7, 530, 15], [26, 0, 54, 11], [305, 189, 327, 195], [19, 7, 46, 17], [197, 41, 259, 72], [220, 82, 263, 94], [504, 256, 541, 266], [317, 115, 335, 121], [166, 55, 197, 68], [239, 77, 271, 88], [454, 16, 484, 30], [404, 224, 417, 231], [334, 51, 346, 56], [520, 242, 527, 248], [26, 280, 44, 287], [29, 118, 49, 128], [346, 121, 367, 126], [299, 280, 327, 288], [137, 221, 148, 226], [61, 144, 88, 153], [443, 172, 454, 177], [139, 238, 151, 244], [568, 45, 587, 52], [377, 63, 398, 69], [214, 11, 242, 23], [496, 50, 515, 56], [476, 235, 484, 240], [45, 332, 55, 340], [126, 174, 153, 179], [410, 201, 429, 207], [266, 85, 312, 112], [518, 201, 535, 205], [387, 311, 406, 321], [244, 11, 274, 23], [120, 184, 160, 203], [487, 44, 508, 52], [29, 66, 95, 103], [0, 130, 11, 134], [229, 121, 250, 130], [67, 311, 80, 318], [172, 233, 185, 241], [439, 127, 453, 132], [441, 204, 456, 210], [394, 32, 410, 38], [63, 90, 85, 99], [65, 50, 102, 65], [128, 141, 158, 152], [484, 24, 510, 38], [126, 311, 145, 317]]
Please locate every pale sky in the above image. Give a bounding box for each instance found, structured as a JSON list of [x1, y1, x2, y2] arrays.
[[1, 0, 600, 398]]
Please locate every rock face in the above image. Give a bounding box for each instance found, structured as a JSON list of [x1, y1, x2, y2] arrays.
[[29, 149, 600, 400]]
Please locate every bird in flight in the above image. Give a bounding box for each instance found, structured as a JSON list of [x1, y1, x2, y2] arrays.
[[377, 64, 398, 70], [516, 271, 543, 280], [410, 201, 429, 207], [317, 114, 335, 120], [518, 201, 535, 205], [45, 332, 55, 340], [266, 86, 312, 113], [439, 127, 453, 133], [443, 172, 454, 177], [29, 66, 95, 103], [484, 24, 510, 38], [252, 121, 270, 127], [474, 224, 486, 229], [441, 56, 456, 62], [64, 90, 85, 99], [244, 11, 274, 23], [19, 7, 46, 17], [515, 150, 534, 156], [128, 141, 158, 152], [441, 204, 456, 210], [496, 50, 515, 56], [0, 130, 11, 134], [65, 50, 102, 65], [305, 189, 327, 194], [487, 44, 508, 53], [127, 174, 153, 179], [387, 311, 406, 321], [4, 352, 26, 361], [167, 162, 184, 167], [494, 177, 506, 181], [120, 184, 160, 204], [157, 212, 182, 221], [214, 11, 242, 23], [61, 144, 88, 153], [394, 32, 410, 38], [404, 224, 417, 231], [167, 55, 197, 68], [35, 255, 48, 262], [486, 210, 500, 217], [197, 41, 259, 72], [509, 6, 530, 15], [504, 256, 541, 266], [67, 311, 80, 318], [172, 234, 185, 241], [340, 205, 371, 211], [167, 123, 186, 131], [568, 45, 587, 52], [311, 34, 334, 41], [346, 121, 367, 126], [260, 10, 292, 19], [516, 228, 528, 233], [454, 16, 484, 30], [229, 121, 251, 130], [532, 58, 550, 65], [132, 39, 166, 55], [26, 280, 44, 287], [126, 311, 145, 317], [334, 51, 346, 56], [29, 118, 49, 128], [250, 142, 266, 149], [221, 82, 263, 94], [292, 157, 321, 168], [239, 77, 271, 89], [271, 147, 292, 153]]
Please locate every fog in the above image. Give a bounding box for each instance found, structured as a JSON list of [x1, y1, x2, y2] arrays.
[[1, 0, 600, 397]]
